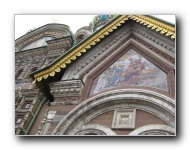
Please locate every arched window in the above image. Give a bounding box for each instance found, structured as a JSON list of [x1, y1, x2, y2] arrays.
[[15, 69, 23, 79], [25, 67, 38, 79], [21, 37, 55, 51]]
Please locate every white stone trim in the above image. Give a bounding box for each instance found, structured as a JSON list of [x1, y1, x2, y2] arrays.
[[128, 124, 175, 135], [85, 39, 174, 82], [112, 109, 136, 129], [62, 23, 175, 81], [62, 25, 132, 80], [73, 124, 116, 135], [132, 39, 175, 68], [133, 32, 175, 58], [131, 24, 175, 54], [52, 89, 175, 135]]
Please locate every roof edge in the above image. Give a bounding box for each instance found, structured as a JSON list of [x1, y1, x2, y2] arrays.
[[31, 15, 175, 82], [147, 15, 175, 27]]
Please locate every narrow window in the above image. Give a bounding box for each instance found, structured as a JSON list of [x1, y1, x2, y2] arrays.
[[26, 67, 38, 79], [15, 69, 23, 79], [15, 115, 24, 124], [23, 102, 31, 109]]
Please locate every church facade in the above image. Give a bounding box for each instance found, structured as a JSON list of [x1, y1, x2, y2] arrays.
[[15, 15, 175, 135]]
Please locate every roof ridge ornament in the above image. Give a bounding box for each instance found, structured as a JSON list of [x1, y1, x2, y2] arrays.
[[129, 15, 175, 39]]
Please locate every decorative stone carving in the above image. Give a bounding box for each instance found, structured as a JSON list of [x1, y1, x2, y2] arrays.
[[62, 24, 132, 80], [49, 80, 84, 98], [132, 23, 175, 54], [128, 124, 175, 135], [52, 89, 175, 135], [36, 109, 49, 135], [112, 109, 136, 129], [74, 23, 93, 42], [15, 24, 71, 52], [74, 124, 116, 135], [62, 23, 175, 81], [47, 111, 56, 120]]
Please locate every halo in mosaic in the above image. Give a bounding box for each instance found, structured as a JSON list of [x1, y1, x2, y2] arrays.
[[90, 49, 168, 96]]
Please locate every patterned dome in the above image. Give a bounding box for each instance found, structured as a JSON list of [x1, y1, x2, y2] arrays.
[[92, 15, 117, 31]]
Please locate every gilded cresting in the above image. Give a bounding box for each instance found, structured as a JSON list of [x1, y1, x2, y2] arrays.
[[33, 15, 175, 82], [130, 15, 175, 39]]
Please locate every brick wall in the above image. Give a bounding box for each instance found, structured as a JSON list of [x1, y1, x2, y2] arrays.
[[86, 109, 167, 135], [29, 103, 77, 135]]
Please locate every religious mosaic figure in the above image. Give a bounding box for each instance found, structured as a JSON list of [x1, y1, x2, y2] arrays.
[[90, 49, 168, 96]]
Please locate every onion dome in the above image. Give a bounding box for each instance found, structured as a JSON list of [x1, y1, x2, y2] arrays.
[[74, 23, 93, 43], [92, 15, 117, 31]]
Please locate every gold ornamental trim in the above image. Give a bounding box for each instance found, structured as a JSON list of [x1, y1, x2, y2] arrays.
[[34, 15, 129, 81], [129, 15, 175, 39], [34, 15, 175, 82]]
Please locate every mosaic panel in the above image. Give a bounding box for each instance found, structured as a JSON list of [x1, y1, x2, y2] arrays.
[[90, 49, 168, 96]]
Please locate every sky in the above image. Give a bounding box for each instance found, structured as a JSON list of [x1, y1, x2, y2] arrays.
[[15, 15, 175, 39], [15, 15, 95, 39]]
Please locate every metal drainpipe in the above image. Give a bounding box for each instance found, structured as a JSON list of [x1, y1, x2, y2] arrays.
[[25, 97, 46, 135]]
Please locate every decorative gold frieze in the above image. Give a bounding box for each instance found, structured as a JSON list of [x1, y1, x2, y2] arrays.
[[129, 15, 175, 39], [34, 15, 128, 81], [34, 15, 175, 82]]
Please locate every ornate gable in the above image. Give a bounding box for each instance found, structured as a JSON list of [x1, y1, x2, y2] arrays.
[[30, 15, 175, 101], [89, 49, 168, 96]]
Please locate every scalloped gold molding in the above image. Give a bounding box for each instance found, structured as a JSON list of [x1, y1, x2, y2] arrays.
[[33, 15, 175, 82], [129, 15, 175, 39]]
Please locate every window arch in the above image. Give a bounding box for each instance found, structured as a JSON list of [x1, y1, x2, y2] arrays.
[[128, 125, 175, 135], [25, 67, 38, 79], [52, 89, 175, 135], [74, 124, 116, 135], [15, 69, 23, 79], [21, 36, 55, 51]]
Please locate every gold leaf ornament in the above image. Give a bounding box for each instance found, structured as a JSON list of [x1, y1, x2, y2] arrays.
[[65, 59, 71, 64], [71, 56, 76, 60], [61, 64, 66, 68], [43, 74, 49, 79], [95, 38, 100, 42], [76, 52, 81, 56], [37, 77, 42, 81], [81, 49, 86, 53], [55, 68, 61, 72], [50, 71, 55, 76]]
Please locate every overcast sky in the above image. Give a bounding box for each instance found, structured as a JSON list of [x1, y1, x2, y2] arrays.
[[15, 15, 175, 39]]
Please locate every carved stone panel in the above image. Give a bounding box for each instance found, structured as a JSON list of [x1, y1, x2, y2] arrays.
[[112, 109, 136, 129], [50, 80, 83, 97]]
